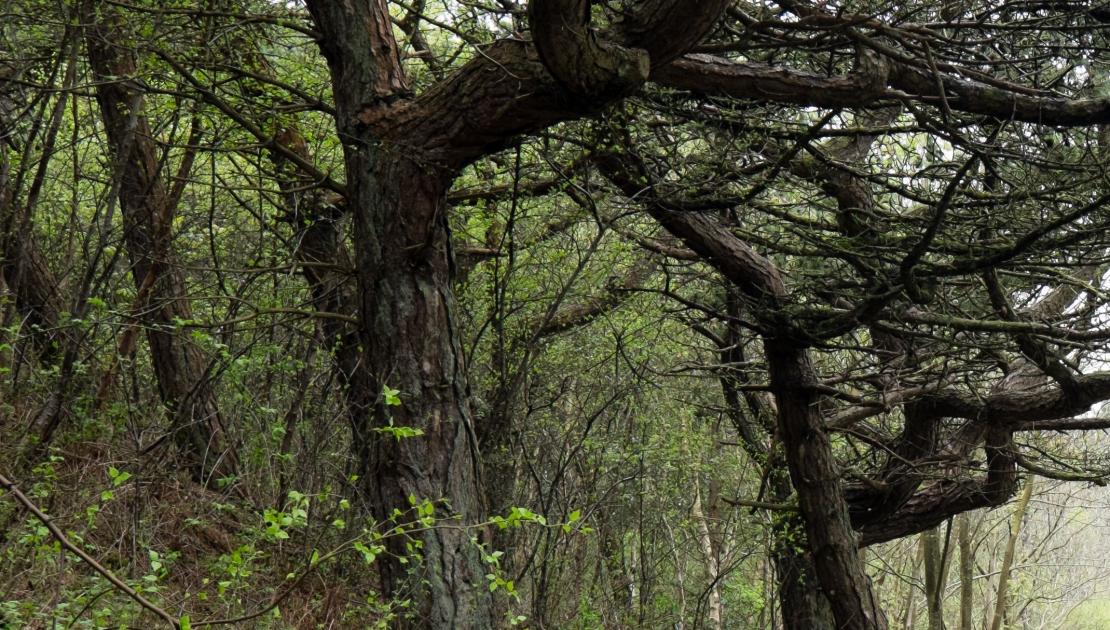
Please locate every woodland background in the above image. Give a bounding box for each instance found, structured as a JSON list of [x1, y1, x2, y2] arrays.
[[5, 0, 1110, 628]]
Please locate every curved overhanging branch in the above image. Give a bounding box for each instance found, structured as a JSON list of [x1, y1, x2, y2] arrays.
[[373, 0, 731, 169], [917, 372, 1110, 426], [827, 367, 1110, 430], [857, 427, 1019, 546], [529, 0, 648, 98], [841, 260, 1110, 540]]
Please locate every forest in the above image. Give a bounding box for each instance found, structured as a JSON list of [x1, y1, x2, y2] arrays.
[[4, 0, 1110, 628]]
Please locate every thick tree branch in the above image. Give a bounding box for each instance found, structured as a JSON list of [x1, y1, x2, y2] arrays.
[[655, 53, 1110, 126], [655, 50, 889, 108], [362, 0, 731, 169]]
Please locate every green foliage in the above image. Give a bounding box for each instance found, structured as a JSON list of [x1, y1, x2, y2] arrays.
[[1066, 599, 1110, 630], [5, 0, 1110, 628]]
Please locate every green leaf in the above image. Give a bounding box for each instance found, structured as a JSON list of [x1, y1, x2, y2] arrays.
[[179, 615, 190, 630], [107, 466, 132, 487], [353, 541, 382, 564], [382, 385, 402, 406]]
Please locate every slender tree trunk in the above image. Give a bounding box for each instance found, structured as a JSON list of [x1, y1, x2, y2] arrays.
[[194, 21, 370, 494], [900, 546, 922, 630], [598, 522, 636, 626], [85, 8, 235, 484], [265, 124, 367, 491], [662, 515, 689, 628], [691, 462, 724, 629], [0, 234, 71, 368], [988, 478, 1035, 630], [958, 513, 974, 630], [922, 525, 953, 630]]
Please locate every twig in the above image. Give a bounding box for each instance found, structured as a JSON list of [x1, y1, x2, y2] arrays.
[[0, 473, 179, 628], [722, 497, 797, 511]]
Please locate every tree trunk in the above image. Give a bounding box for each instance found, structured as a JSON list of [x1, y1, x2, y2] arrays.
[[764, 458, 836, 629], [301, 0, 731, 624], [716, 289, 836, 629], [922, 525, 952, 630], [766, 339, 888, 630], [902, 554, 919, 630], [958, 512, 974, 630], [775, 537, 837, 630], [0, 32, 83, 378], [988, 477, 1035, 630], [954, 514, 972, 630], [595, 149, 883, 629], [690, 452, 724, 629], [85, 8, 235, 484], [345, 153, 492, 628]]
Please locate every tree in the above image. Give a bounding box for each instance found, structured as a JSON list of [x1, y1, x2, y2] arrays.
[[298, 1, 728, 625], [84, 4, 236, 484]]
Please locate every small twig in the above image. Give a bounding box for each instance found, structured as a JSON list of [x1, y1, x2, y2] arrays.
[[0, 473, 180, 628], [722, 497, 797, 511]]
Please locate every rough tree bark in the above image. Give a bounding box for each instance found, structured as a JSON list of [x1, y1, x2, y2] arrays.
[[764, 340, 888, 630], [710, 290, 835, 629]]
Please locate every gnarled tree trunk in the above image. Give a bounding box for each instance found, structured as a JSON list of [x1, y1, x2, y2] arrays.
[[345, 155, 492, 627], [765, 340, 888, 630], [303, 0, 729, 624]]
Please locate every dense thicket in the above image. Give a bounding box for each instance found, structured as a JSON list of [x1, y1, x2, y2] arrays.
[[4, 1, 1110, 628]]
